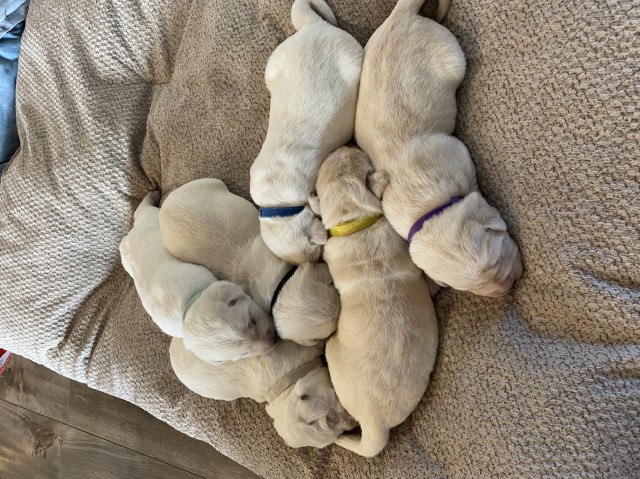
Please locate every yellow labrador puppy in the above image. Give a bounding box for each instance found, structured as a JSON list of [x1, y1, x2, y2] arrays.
[[159, 179, 340, 346], [119, 192, 276, 365], [314, 147, 439, 457], [354, 0, 523, 296], [250, 0, 363, 264], [170, 337, 357, 448]]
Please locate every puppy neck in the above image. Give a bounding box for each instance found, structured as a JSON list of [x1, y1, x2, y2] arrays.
[[382, 173, 475, 239], [253, 143, 321, 205], [254, 341, 323, 402], [269, 266, 299, 316], [321, 185, 384, 230], [407, 195, 465, 242], [264, 358, 323, 404], [242, 236, 290, 312], [328, 214, 383, 237], [182, 289, 204, 321]]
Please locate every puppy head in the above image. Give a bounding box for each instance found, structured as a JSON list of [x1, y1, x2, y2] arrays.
[[266, 367, 357, 448], [273, 262, 340, 346], [259, 207, 326, 264], [183, 281, 277, 364], [315, 146, 387, 228], [410, 192, 523, 296]]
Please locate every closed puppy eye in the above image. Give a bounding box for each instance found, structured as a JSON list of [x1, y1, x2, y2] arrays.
[[228, 299, 237, 307], [300, 394, 309, 401]]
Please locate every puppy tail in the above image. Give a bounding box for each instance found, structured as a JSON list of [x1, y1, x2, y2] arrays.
[[291, 0, 337, 31], [391, 0, 452, 23], [335, 422, 389, 457], [133, 190, 161, 221]]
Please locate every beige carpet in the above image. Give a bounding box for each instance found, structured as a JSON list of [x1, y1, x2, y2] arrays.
[[0, 0, 638, 477]]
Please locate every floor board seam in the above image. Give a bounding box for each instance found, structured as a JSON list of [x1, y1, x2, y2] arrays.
[[0, 397, 207, 479]]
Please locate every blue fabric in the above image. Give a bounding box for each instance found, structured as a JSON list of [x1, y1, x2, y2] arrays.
[[258, 206, 305, 218], [0, 0, 29, 177]]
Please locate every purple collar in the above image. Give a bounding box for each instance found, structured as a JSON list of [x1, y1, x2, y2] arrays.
[[407, 196, 465, 243]]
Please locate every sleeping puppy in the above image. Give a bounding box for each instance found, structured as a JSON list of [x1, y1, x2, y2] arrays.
[[354, 0, 523, 296], [159, 179, 340, 346], [314, 147, 439, 457], [170, 337, 357, 448], [249, 0, 363, 264], [119, 191, 276, 364]]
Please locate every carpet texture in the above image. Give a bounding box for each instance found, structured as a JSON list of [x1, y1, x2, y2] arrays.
[[0, 0, 638, 477]]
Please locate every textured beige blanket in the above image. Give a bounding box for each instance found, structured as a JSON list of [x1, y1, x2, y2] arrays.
[[0, 0, 638, 477]]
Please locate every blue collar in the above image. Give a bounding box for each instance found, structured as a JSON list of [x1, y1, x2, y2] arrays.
[[259, 206, 305, 218]]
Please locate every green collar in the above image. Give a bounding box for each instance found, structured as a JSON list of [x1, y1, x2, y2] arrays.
[[183, 290, 204, 320]]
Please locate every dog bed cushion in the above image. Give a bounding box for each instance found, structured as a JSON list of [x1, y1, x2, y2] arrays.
[[0, 0, 638, 477]]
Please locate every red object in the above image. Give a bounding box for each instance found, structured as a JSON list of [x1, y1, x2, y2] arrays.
[[0, 348, 11, 374]]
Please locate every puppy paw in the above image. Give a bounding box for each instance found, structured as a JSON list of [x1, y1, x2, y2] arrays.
[[308, 194, 321, 216], [366, 171, 389, 199], [148, 190, 162, 204]]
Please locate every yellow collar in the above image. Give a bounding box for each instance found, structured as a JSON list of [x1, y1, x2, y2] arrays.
[[328, 214, 383, 237]]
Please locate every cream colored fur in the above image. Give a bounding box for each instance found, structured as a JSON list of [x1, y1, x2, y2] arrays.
[[250, 0, 363, 264], [354, 0, 522, 296], [119, 192, 276, 364], [170, 337, 356, 448], [315, 147, 439, 457], [159, 179, 339, 345]]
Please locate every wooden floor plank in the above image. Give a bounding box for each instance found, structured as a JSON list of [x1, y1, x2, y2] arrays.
[[0, 354, 70, 421], [0, 400, 203, 479], [0, 355, 260, 479], [68, 381, 261, 479]]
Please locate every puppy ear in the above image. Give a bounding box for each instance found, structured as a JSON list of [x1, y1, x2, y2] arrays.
[[479, 204, 507, 232], [366, 171, 389, 199], [297, 392, 330, 425], [308, 194, 321, 216], [308, 220, 328, 246], [485, 215, 507, 233], [327, 406, 357, 431], [218, 282, 245, 306]]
